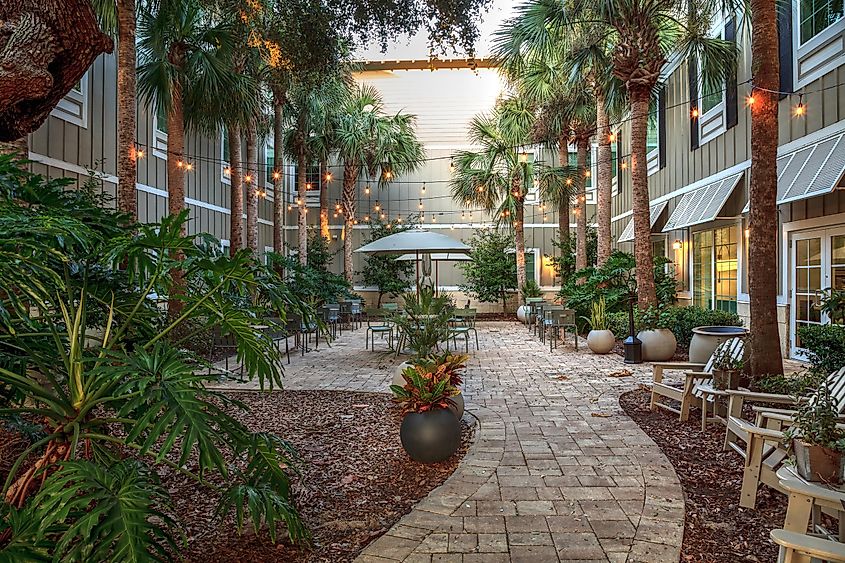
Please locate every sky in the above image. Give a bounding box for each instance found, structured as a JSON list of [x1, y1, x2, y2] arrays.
[[354, 0, 516, 60]]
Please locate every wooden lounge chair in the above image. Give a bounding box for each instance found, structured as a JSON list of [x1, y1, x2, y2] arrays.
[[770, 529, 845, 563], [650, 337, 745, 422], [723, 366, 845, 509]]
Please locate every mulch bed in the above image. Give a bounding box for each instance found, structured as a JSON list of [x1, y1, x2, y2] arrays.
[[619, 388, 785, 562], [171, 390, 474, 562]]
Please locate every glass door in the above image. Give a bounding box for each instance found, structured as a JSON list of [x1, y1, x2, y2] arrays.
[[793, 236, 823, 351]]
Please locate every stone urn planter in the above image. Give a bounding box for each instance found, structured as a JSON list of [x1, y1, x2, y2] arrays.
[[400, 409, 460, 463], [793, 440, 845, 484], [516, 305, 530, 324], [689, 326, 749, 363], [637, 329, 677, 362], [586, 329, 615, 354]]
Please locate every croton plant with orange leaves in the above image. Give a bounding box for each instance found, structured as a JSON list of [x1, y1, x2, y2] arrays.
[[390, 353, 469, 415]]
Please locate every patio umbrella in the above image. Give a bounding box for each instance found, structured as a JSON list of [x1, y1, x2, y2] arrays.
[[355, 230, 470, 295], [395, 253, 472, 293]]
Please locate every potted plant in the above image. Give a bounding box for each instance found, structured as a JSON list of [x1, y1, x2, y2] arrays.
[[711, 345, 745, 390], [517, 280, 543, 323], [401, 353, 469, 417], [391, 288, 454, 382], [636, 306, 677, 362], [585, 296, 615, 354], [390, 363, 462, 463], [785, 385, 845, 483]]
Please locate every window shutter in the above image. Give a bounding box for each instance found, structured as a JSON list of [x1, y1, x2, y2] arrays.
[[658, 87, 667, 169], [725, 17, 739, 129], [689, 58, 700, 150], [778, 2, 794, 98]]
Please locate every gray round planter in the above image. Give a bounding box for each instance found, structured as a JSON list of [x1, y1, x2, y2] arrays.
[[689, 326, 749, 363], [637, 329, 677, 362], [400, 409, 460, 463], [586, 329, 615, 354]]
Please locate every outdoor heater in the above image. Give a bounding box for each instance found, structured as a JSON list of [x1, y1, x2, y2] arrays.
[[623, 293, 642, 364]]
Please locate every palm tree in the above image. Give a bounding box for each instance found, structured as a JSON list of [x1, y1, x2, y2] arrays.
[[748, 0, 784, 376], [334, 84, 425, 282], [137, 0, 237, 310], [451, 96, 536, 293]]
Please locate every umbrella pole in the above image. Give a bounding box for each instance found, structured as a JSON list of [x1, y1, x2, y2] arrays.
[[415, 250, 420, 298]]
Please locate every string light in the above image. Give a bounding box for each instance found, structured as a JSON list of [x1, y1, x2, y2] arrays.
[[364, 215, 370, 222], [449, 159, 455, 173], [296, 197, 302, 205], [287, 204, 293, 211], [418, 199, 423, 209], [584, 170, 591, 178], [691, 107, 700, 118], [177, 160, 184, 168], [374, 201, 381, 212], [384, 170, 392, 180], [244, 174, 252, 183], [608, 132, 616, 143], [335, 203, 341, 211], [185, 163, 193, 171], [364, 185, 370, 195], [746, 94, 756, 107], [305, 182, 312, 190], [421, 183, 426, 194], [273, 170, 280, 180], [794, 94, 806, 117], [136, 148, 145, 159], [621, 161, 628, 170], [477, 185, 484, 193], [325, 172, 332, 182], [566, 178, 573, 186]]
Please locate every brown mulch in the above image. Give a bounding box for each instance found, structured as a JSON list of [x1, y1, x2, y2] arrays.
[[619, 388, 785, 562], [171, 390, 474, 562]]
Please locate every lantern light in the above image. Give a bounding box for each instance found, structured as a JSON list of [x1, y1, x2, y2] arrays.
[[672, 239, 682, 251]]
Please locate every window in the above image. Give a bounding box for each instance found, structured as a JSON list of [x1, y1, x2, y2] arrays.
[[153, 103, 168, 159], [221, 126, 230, 183], [652, 238, 666, 261], [693, 226, 738, 313], [647, 115, 659, 156], [701, 78, 723, 115], [568, 150, 591, 189], [52, 72, 89, 128], [800, 0, 844, 43], [291, 163, 323, 204], [265, 143, 275, 187], [155, 104, 168, 135]]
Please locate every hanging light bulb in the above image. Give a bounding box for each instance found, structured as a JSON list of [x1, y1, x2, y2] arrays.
[[364, 184, 370, 195], [691, 107, 700, 118], [449, 159, 455, 173], [333, 212, 338, 218], [418, 199, 423, 209], [584, 170, 591, 178], [421, 183, 426, 194], [335, 203, 341, 211], [185, 162, 193, 171], [273, 170, 280, 180], [224, 166, 231, 176], [296, 197, 302, 205], [287, 204, 293, 211], [477, 185, 484, 193], [397, 214, 402, 223], [621, 161, 628, 170], [244, 174, 252, 183], [136, 148, 145, 159], [364, 215, 370, 222], [543, 213, 547, 222], [566, 178, 573, 186], [450, 224, 455, 230], [384, 170, 392, 180], [794, 94, 806, 117], [386, 223, 392, 229], [374, 200, 380, 212], [380, 213, 386, 220], [461, 211, 466, 220], [608, 132, 616, 143], [177, 160, 184, 168], [746, 94, 756, 107], [325, 172, 332, 182], [431, 215, 436, 223], [305, 182, 312, 190]]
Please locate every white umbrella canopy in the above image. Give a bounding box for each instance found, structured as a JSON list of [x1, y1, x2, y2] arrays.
[[354, 230, 470, 256], [395, 252, 472, 262]]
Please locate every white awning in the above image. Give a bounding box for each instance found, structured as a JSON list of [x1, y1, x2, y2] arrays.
[[742, 131, 845, 212], [662, 172, 743, 232], [617, 201, 668, 243]]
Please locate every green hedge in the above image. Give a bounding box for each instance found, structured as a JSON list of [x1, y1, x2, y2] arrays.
[[606, 306, 743, 348], [797, 324, 845, 375]]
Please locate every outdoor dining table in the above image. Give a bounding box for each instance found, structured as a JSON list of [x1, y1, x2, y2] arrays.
[[777, 464, 845, 542]]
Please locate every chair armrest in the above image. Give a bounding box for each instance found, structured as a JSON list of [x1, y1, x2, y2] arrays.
[[685, 371, 714, 378], [729, 416, 786, 441], [778, 478, 845, 505], [724, 389, 797, 404], [770, 529, 845, 561], [652, 362, 706, 372]]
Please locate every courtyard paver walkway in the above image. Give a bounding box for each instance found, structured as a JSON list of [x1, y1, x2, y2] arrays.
[[219, 322, 685, 562]]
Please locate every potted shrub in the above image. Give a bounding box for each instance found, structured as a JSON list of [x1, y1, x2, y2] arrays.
[[390, 363, 462, 463], [517, 280, 543, 323], [585, 296, 615, 354], [711, 345, 745, 390], [391, 288, 454, 382], [636, 306, 677, 362], [785, 385, 845, 483], [400, 353, 469, 417]]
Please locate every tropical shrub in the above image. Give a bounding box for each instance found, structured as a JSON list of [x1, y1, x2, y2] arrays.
[[459, 230, 518, 312], [797, 324, 845, 376], [671, 306, 743, 348], [521, 279, 543, 300], [586, 296, 609, 331], [390, 357, 461, 415], [0, 159, 309, 558], [269, 229, 351, 306], [547, 228, 597, 286], [393, 288, 454, 360], [785, 384, 845, 452], [407, 353, 469, 388], [816, 287, 845, 325]]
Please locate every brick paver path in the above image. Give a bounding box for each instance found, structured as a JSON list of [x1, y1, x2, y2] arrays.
[[217, 322, 685, 562]]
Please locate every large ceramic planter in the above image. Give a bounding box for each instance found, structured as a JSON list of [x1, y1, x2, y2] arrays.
[[516, 305, 529, 324], [587, 330, 615, 354], [793, 440, 845, 484], [392, 361, 413, 387], [400, 409, 460, 463], [449, 392, 465, 418], [689, 326, 749, 363], [637, 329, 677, 362]]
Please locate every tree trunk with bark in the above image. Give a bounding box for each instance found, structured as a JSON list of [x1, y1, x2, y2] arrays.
[[116, 0, 137, 220], [297, 150, 308, 266], [228, 123, 243, 255], [748, 0, 785, 376], [575, 137, 589, 271], [0, 0, 112, 142], [596, 96, 613, 266], [629, 93, 657, 308], [272, 91, 285, 254], [342, 162, 358, 282], [557, 139, 570, 249], [320, 158, 330, 240], [245, 126, 258, 253], [166, 74, 186, 316], [0, 137, 27, 157], [513, 176, 527, 295]]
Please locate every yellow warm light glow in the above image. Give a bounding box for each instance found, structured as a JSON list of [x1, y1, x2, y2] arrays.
[[673, 239, 682, 251]]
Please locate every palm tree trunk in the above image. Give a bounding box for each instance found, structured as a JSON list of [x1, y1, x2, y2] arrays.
[[596, 96, 612, 266], [166, 81, 186, 316], [513, 177, 527, 296], [557, 138, 570, 249], [228, 123, 243, 255], [630, 93, 657, 308], [320, 158, 330, 240], [575, 138, 589, 271], [272, 92, 285, 253], [748, 0, 784, 376], [116, 0, 136, 220], [0, 137, 27, 158], [245, 126, 258, 253], [297, 151, 308, 266], [342, 162, 358, 282]]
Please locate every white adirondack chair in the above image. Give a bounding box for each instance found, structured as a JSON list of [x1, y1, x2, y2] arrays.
[[770, 530, 845, 563], [650, 337, 746, 422], [723, 366, 845, 509]]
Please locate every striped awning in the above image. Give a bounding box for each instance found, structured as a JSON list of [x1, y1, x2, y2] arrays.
[[662, 172, 743, 232], [617, 201, 668, 243], [743, 131, 845, 212]]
